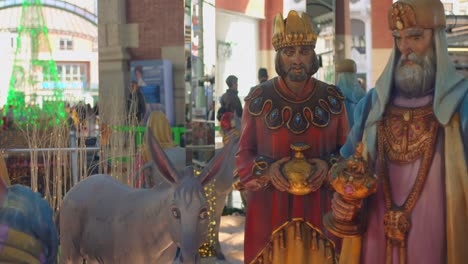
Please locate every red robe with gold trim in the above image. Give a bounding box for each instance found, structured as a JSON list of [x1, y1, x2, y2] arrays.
[[236, 77, 349, 263]]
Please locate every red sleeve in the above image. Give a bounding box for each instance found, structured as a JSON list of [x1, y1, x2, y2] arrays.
[[235, 100, 260, 189]]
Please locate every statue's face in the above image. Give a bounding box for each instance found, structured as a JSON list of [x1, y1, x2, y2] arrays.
[[393, 27, 436, 98], [394, 27, 433, 59], [279, 45, 317, 82]]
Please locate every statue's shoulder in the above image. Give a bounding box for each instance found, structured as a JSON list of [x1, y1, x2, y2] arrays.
[[1, 184, 54, 229], [245, 78, 276, 101], [245, 77, 347, 132], [313, 79, 345, 102], [7, 184, 40, 201]]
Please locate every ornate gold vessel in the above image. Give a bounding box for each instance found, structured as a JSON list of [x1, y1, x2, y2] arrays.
[[281, 142, 316, 196], [323, 142, 377, 237]]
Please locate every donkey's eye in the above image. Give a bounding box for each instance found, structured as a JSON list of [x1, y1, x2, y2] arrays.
[[171, 208, 181, 219], [199, 208, 208, 220]]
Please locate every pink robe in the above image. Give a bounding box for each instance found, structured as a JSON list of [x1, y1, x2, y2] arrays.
[[363, 96, 446, 263]]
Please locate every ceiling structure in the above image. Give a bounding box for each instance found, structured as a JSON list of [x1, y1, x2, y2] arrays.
[[305, 0, 468, 45], [446, 15, 468, 45], [306, 0, 334, 34], [447, 15, 468, 76], [0, 6, 97, 39], [306, 0, 333, 19]]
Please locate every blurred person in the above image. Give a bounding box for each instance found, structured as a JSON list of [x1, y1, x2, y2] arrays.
[[207, 101, 215, 121], [141, 111, 182, 164], [335, 59, 366, 128], [93, 102, 99, 116], [127, 81, 147, 125], [6, 106, 14, 129], [218, 75, 243, 121], [134, 65, 147, 87], [136, 111, 185, 188], [258, 67, 269, 84]]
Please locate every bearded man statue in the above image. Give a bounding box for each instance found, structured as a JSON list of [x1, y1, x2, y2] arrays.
[[331, 0, 468, 263]]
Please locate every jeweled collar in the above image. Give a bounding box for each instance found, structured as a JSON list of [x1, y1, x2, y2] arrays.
[[246, 77, 345, 134]]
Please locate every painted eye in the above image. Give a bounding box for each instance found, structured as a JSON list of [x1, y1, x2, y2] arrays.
[[171, 208, 180, 219], [283, 48, 295, 57], [301, 47, 312, 55], [199, 208, 208, 220]]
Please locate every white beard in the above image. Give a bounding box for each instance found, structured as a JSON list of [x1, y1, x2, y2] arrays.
[[394, 51, 436, 98]]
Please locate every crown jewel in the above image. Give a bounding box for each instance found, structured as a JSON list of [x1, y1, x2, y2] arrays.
[[388, 0, 446, 30], [390, 2, 417, 30], [272, 10, 317, 51]]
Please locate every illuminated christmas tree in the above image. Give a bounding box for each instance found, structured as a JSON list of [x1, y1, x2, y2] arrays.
[[6, 0, 65, 126]]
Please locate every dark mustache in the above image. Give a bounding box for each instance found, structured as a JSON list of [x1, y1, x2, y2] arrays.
[[287, 64, 306, 71]]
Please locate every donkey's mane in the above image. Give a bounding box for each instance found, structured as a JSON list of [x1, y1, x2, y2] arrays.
[[173, 175, 206, 207]]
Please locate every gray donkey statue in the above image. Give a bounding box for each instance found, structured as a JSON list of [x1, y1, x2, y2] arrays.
[[59, 131, 235, 264], [135, 115, 241, 260]]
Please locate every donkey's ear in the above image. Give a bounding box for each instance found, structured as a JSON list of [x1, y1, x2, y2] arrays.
[[198, 135, 236, 186], [148, 128, 180, 184]]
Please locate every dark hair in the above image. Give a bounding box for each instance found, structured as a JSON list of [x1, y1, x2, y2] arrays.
[[258, 68, 268, 78], [134, 65, 143, 75], [275, 46, 319, 78], [225, 75, 238, 88]]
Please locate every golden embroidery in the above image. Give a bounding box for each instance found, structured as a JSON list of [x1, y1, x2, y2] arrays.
[[250, 218, 336, 264], [390, 2, 417, 31], [380, 104, 439, 163], [247, 78, 344, 134], [272, 11, 318, 51], [377, 104, 439, 264]]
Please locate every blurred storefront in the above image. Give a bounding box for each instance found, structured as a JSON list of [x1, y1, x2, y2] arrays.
[[0, 0, 98, 108]]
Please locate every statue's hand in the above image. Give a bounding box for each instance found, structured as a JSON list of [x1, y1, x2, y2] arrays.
[[306, 158, 328, 191], [232, 180, 245, 191], [331, 192, 362, 222], [243, 176, 268, 191], [268, 157, 290, 192]]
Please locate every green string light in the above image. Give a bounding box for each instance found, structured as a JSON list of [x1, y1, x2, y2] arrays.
[[6, 0, 66, 128]]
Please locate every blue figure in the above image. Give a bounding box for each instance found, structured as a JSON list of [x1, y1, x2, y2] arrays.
[[335, 59, 366, 128], [0, 178, 58, 264]]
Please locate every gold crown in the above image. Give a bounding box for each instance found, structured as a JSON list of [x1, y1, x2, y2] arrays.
[[272, 10, 317, 51], [389, 0, 446, 31], [335, 59, 357, 73]]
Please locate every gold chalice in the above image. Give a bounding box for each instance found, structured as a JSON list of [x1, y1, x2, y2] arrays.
[[323, 142, 377, 237], [281, 142, 317, 196]]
